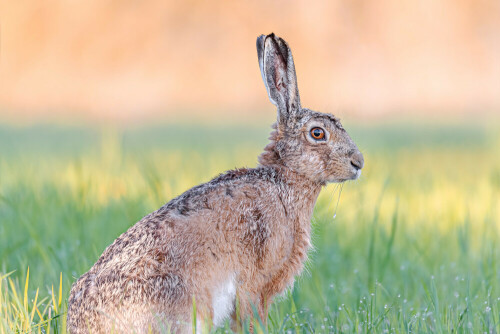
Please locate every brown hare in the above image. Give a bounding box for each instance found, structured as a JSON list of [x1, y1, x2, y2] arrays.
[[67, 33, 364, 334]]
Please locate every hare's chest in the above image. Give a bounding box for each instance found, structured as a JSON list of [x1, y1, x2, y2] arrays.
[[272, 218, 312, 281], [288, 223, 312, 273]]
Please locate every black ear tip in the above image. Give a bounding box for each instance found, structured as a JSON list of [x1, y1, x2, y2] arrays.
[[257, 33, 275, 43], [257, 33, 278, 55], [257, 32, 277, 41], [268, 33, 280, 46]]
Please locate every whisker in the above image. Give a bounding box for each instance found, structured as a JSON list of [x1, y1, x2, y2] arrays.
[[332, 183, 344, 220], [329, 183, 340, 215]]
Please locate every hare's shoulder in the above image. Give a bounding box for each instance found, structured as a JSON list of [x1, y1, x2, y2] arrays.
[[159, 166, 287, 213]]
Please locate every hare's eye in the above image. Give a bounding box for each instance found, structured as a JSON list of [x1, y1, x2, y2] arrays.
[[310, 127, 325, 140]]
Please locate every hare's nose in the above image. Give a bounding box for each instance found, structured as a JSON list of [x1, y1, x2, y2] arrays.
[[350, 151, 364, 170]]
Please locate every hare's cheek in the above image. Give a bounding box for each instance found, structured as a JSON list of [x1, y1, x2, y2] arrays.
[[323, 161, 351, 182]]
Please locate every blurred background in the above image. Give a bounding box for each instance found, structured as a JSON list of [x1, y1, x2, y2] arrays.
[[1, 0, 499, 123], [1, 2, 500, 332]]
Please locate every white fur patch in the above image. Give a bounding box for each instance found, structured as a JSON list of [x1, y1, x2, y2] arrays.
[[212, 275, 236, 327], [196, 317, 203, 334]]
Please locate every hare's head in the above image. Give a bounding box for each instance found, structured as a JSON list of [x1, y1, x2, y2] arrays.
[[257, 33, 364, 184]]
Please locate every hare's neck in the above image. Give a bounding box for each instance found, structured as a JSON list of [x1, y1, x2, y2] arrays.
[[276, 166, 323, 218], [258, 127, 281, 167]]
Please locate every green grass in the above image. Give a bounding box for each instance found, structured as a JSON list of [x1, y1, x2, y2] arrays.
[[1, 120, 499, 333]]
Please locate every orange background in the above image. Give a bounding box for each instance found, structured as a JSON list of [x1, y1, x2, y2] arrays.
[[1, 0, 499, 122]]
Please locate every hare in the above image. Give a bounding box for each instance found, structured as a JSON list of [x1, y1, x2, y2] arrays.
[[66, 33, 364, 334]]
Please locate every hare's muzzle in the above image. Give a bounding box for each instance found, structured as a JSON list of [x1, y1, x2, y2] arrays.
[[350, 151, 364, 170], [349, 151, 364, 180]]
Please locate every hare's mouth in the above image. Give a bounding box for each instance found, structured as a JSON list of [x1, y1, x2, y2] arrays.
[[328, 170, 360, 183], [334, 166, 361, 183], [351, 167, 362, 180]]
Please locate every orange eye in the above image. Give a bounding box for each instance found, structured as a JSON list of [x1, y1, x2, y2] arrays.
[[310, 127, 325, 140]]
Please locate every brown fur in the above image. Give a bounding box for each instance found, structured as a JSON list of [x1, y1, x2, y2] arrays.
[[67, 33, 364, 333]]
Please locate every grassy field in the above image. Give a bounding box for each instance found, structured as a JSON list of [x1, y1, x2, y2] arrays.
[[1, 120, 500, 333]]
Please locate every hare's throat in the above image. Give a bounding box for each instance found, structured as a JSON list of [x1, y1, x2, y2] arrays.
[[273, 165, 323, 213]]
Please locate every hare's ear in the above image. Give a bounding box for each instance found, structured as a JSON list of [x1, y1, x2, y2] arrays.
[[257, 33, 302, 127]]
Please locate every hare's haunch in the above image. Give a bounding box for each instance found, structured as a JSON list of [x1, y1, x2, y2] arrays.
[[67, 33, 364, 334]]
